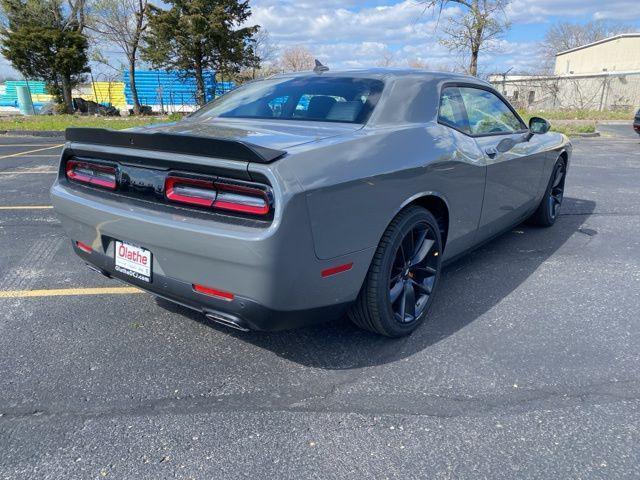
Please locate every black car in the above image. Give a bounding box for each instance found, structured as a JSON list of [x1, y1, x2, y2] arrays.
[[634, 108, 640, 136]]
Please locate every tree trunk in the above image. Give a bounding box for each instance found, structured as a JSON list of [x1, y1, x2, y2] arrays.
[[128, 58, 141, 115], [194, 62, 206, 106], [469, 47, 479, 77], [61, 76, 74, 114]]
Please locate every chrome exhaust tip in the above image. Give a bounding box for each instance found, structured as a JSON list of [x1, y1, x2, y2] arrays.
[[204, 311, 250, 332]]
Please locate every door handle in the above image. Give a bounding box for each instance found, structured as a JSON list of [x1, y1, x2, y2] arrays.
[[485, 147, 498, 158]]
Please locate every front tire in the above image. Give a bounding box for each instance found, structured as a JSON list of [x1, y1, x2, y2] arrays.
[[349, 206, 442, 337], [529, 158, 567, 227]]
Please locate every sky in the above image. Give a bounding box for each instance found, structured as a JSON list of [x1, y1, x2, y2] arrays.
[[1, 0, 640, 79], [250, 0, 640, 74]]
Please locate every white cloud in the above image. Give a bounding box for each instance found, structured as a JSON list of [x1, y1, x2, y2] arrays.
[[250, 0, 640, 74]]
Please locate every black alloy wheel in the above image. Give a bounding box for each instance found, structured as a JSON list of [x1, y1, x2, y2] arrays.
[[529, 158, 567, 227], [349, 206, 443, 337], [389, 221, 439, 323], [548, 161, 566, 220]]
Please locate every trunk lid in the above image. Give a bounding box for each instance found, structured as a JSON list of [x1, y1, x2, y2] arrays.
[[136, 117, 362, 151]]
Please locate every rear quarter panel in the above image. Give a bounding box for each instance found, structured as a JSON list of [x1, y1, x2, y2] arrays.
[[282, 122, 487, 260]]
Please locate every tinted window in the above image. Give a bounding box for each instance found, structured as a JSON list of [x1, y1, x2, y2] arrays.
[[192, 76, 385, 124], [438, 87, 470, 134], [459, 87, 524, 135]]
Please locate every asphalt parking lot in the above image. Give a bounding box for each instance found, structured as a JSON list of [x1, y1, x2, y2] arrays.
[[0, 127, 639, 479]]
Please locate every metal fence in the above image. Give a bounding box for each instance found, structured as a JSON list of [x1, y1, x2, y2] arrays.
[[490, 72, 640, 111]]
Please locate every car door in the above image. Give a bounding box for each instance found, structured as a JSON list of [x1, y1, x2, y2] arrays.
[[458, 86, 546, 239]]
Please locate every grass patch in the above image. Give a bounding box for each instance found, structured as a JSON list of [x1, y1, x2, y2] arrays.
[[519, 109, 634, 122], [549, 122, 597, 136], [0, 113, 184, 132]]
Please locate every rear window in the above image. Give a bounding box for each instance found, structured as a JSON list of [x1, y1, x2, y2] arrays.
[[192, 76, 385, 124]]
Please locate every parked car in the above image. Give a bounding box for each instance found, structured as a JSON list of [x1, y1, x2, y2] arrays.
[[634, 108, 640, 135], [51, 69, 571, 337]]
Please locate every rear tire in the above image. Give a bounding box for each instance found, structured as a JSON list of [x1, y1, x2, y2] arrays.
[[528, 158, 567, 227], [349, 206, 442, 337]]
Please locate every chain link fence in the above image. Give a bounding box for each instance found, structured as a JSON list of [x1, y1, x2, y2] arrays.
[[490, 72, 640, 111]]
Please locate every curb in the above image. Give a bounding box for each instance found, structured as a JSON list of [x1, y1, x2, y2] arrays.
[[570, 131, 600, 138], [0, 130, 64, 138]]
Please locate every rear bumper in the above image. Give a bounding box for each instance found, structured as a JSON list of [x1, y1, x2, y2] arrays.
[[51, 180, 373, 331], [75, 243, 349, 331]]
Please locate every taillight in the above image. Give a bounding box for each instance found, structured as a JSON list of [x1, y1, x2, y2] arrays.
[[165, 176, 217, 208], [164, 174, 272, 216], [66, 159, 117, 190], [213, 181, 270, 216]]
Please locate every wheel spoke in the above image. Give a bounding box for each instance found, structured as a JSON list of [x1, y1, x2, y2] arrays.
[[411, 279, 432, 295], [389, 279, 404, 303], [403, 282, 415, 320], [414, 265, 437, 275], [410, 238, 434, 266], [399, 281, 407, 320], [552, 168, 564, 188]]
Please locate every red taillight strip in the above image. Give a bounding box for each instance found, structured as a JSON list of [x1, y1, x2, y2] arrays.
[[193, 284, 235, 301], [164, 174, 272, 216], [213, 181, 271, 216], [165, 176, 217, 208], [76, 241, 93, 253], [66, 160, 117, 190], [321, 262, 353, 278]]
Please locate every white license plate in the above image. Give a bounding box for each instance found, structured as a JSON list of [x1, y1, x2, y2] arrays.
[[114, 241, 152, 283]]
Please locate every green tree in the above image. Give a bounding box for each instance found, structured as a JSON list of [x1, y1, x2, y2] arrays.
[[142, 0, 259, 106], [0, 0, 90, 113]]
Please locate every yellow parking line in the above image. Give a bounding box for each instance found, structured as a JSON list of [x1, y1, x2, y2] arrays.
[[0, 170, 56, 175], [0, 144, 64, 160], [0, 287, 142, 299], [0, 144, 61, 147], [19, 154, 61, 158], [0, 205, 53, 210]]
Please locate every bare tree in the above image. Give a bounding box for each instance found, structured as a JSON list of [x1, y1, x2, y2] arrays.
[[278, 46, 315, 72], [88, 0, 147, 114], [420, 0, 510, 76], [254, 29, 277, 67], [407, 58, 429, 69], [540, 20, 635, 72], [376, 49, 396, 67]]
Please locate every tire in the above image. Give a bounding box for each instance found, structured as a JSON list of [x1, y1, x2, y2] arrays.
[[349, 206, 443, 337], [528, 158, 567, 227]]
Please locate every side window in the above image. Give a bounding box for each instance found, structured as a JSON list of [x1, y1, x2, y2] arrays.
[[459, 87, 524, 136], [268, 96, 289, 117], [438, 87, 470, 134]]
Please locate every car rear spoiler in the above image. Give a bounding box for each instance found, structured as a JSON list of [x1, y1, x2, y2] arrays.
[[65, 128, 287, 164]]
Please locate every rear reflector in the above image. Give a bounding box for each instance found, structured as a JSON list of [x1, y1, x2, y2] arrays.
[[193, 284, 235, 301], [76, 241, 93, 253], [66, 160, 116, 190], [321, 262, 353, 278]]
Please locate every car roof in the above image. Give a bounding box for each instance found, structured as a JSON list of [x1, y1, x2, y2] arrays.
[[272, 68, 491, 86]]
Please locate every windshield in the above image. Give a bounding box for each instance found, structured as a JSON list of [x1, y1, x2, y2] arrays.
[[192, 76, 385, 124]]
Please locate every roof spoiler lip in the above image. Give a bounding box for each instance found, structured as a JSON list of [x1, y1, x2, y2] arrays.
[[64, 127, 287, 164]]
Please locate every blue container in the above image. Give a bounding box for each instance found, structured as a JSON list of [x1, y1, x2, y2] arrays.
[[123, 70, 220, 107], [16, 85, 36, 115]]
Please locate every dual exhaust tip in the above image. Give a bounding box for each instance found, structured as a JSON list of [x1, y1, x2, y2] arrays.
[[204, 312, 250, 332], [85, 263, 251, 332]]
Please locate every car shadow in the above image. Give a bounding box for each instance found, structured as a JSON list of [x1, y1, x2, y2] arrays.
[[158, 197, 596, 370]]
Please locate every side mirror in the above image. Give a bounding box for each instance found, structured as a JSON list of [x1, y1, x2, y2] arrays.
[[529, 116, 551, 135]]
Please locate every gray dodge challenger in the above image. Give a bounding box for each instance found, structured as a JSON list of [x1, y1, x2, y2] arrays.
[[51, 69, 571, 337]]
